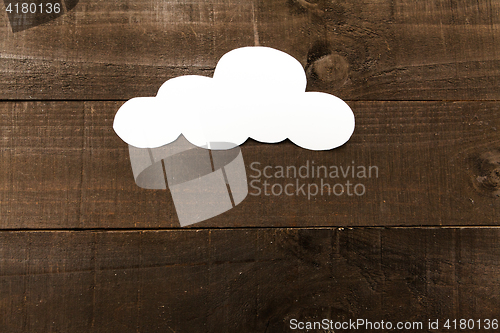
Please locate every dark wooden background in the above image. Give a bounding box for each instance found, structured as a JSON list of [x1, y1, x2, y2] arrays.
[[1, 0, 499, 331]]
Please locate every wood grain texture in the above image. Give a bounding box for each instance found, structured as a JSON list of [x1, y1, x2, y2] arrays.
[[1, 0, 499, 100], [1, 228, 500, 332], [1, 0, 500, 330], [0, 101, 498, 228]]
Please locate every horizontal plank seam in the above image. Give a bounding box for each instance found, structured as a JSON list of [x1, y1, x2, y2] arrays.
[[1, 99, 500, 103], [0, 226, 500, 233]]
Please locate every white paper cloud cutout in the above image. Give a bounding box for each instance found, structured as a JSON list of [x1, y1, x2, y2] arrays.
[[113, 46, 355, 151]]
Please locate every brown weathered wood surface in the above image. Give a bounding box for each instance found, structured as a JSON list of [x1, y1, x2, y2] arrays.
[[0, 101, 498, 228], [1, 228, 500, 332], [1, 0, 500, 331], [1, 0, 499, 100]]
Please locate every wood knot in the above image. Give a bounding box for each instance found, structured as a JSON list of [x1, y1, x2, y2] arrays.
[[307, 53, 349, 85], [306, 40, 349, 92], [468, 149, 500, 198]]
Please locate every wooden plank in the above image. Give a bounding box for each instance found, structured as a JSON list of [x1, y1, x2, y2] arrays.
[[1, 0, 499, 100], [0, 101, 498, 228], [1, 228, 500, 332]]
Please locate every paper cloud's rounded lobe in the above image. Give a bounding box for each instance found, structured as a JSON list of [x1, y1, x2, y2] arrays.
[[113, 46, 355, 151], [214, 46, 307, 95], [289, 92, 355, 150], [114, 97, 181, 149]]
